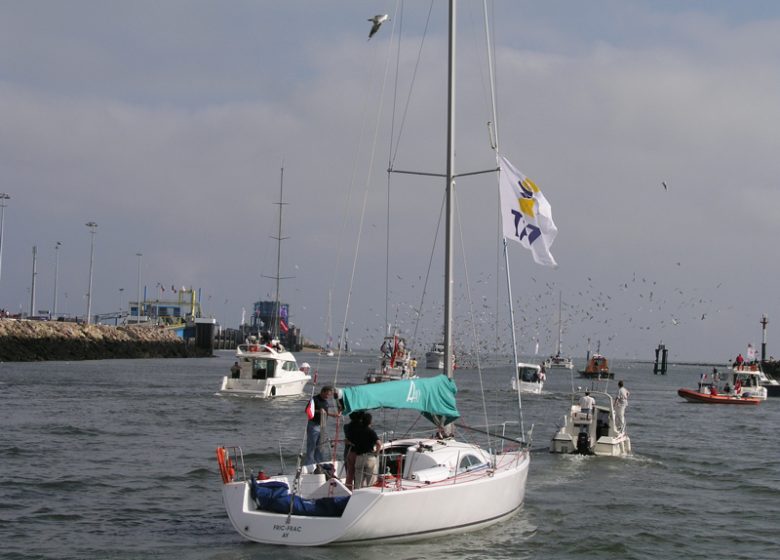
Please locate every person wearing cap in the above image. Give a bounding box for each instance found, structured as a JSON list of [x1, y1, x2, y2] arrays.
[[300, 362, 311, 375]]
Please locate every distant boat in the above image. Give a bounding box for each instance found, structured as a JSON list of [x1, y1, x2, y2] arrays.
[[579, 353, 613, 379], [678, 366, 766, 404], [543, 292, 573, 370], [425, 342, 445, 369], [320, 290, 335, 357], [364, 331, 417, 383], [511, 362, 545, 394], [219, 338, 311, 398]]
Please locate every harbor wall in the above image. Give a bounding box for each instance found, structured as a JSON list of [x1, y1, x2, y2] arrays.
[[0, 318, 212, 362]]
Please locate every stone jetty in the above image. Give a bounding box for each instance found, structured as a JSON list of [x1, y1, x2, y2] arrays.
[[0, 318, 211, 362]]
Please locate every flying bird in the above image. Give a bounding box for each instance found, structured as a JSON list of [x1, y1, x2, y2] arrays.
[[368, 14, 389, 39], [662, 181, 668, 190]]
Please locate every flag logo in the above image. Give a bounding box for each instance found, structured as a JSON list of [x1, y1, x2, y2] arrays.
[[498, 155, 558, 267]]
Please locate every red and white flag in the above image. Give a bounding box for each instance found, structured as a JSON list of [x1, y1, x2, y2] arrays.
[[305, 398, 315, 420], [280, 319, 289, 333]]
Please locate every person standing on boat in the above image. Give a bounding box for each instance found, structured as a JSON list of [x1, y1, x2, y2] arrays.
[[230, 361, 241, 379], [305, 385, 340, 467], [352, 412, 381, 489], [579, 391, 595, 417], [343, 411, 364, 490], [616, 380, 629, 431]]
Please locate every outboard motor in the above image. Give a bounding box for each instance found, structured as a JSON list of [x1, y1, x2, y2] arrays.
[[576, 432, 591, 454]]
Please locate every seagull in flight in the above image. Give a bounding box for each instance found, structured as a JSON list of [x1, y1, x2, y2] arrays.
[[662, 181, 668, 190], [368, 14, 389, 39]]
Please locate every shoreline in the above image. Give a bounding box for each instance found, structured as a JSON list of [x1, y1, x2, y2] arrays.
[[0, 318, 211, 362]]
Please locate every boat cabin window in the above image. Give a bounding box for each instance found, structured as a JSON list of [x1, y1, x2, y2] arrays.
[[518, 367, 539, 382], [252, 359, 276, 379], [458, 454, 485, 473], [281, 361, 298, 372]]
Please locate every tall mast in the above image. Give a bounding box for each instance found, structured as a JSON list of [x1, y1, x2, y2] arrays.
[[557, 291, 563, 356], [264, 166, 290, 340], [444, 0, 456, 380]]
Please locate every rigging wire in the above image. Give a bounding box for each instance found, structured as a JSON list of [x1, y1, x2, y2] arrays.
[[453, 189, 492, 451], [329, 2, 401, 387]]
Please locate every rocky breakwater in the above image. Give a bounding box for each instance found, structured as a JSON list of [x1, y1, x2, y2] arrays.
[[0, 319, 212, 362]]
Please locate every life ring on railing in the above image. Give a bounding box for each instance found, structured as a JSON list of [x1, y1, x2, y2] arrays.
[[373, 474, 397, 488], [216, 447, 234, 483]]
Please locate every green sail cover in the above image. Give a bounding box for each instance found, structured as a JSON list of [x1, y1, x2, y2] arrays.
[[340, 375, 460, 425]]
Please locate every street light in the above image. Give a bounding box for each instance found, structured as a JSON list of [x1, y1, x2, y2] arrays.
[[53, 241, 62, 317], [136, 252, 142, 323], [85, 222, 98, 324], [0, 193, 10, 288]]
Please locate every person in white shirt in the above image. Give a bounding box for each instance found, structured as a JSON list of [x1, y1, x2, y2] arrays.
[[615, 380, 629, 431], [579, 391, 595, 417]]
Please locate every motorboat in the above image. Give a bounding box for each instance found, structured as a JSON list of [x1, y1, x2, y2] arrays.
[[579, 353, 613, 379], [677, 388, 761, 405], [550, 389, 631, 456], [677, 368, 765, 404], [219, 339, 311, 397], [217, 377, 530, 545], [425, 342, 445, 369], [734, 363, 780, 397], [511, 362, 545, 394]]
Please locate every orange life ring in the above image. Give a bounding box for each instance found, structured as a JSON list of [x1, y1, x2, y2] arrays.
[[216, 447, 234, 483]]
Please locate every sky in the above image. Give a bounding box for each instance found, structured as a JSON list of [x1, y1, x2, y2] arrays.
[[2, 0, 780, 362]]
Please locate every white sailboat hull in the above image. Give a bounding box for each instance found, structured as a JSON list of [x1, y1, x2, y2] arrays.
[[221, 449, 529, 546]]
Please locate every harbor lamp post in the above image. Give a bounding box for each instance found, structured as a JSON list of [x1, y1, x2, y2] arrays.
[[85, 221, 98, 324], [0, 193, 10, 288], [53, 241, 62, 317], [136, 252, 142, 323]]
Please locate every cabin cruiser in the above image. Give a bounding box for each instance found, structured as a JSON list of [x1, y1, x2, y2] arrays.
[[219, 337, 311, 397], [511, 362, 545, 394]]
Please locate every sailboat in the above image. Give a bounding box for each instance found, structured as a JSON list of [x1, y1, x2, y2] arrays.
[[219, 168, 311, 398], [542, 292, 573, 370], [216, 2, 530, 545], [320, 290, 335, 357], [364, 328, 417, 383]]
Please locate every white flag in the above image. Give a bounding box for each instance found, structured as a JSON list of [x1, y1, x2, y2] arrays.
[[498, 155, 558, 267]]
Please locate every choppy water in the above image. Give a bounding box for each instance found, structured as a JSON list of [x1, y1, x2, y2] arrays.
[[2, 352, 779, 559]]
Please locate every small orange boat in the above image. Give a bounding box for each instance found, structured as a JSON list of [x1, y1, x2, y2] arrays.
[[677, 388, 761, 405]]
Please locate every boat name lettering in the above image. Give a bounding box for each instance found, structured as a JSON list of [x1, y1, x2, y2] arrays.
[[510, 210, 541, 245], [273, 524, 302, 533], [406, 381, 421, 403]]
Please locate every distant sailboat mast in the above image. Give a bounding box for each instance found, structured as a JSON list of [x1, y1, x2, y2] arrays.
[[263, 165, 292, 340]]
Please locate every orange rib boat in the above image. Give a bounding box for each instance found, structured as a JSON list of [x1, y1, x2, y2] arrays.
[[677, 388, 761, 405]]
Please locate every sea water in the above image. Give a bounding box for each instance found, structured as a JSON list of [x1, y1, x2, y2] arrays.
[[1, 352, 778, 559]]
